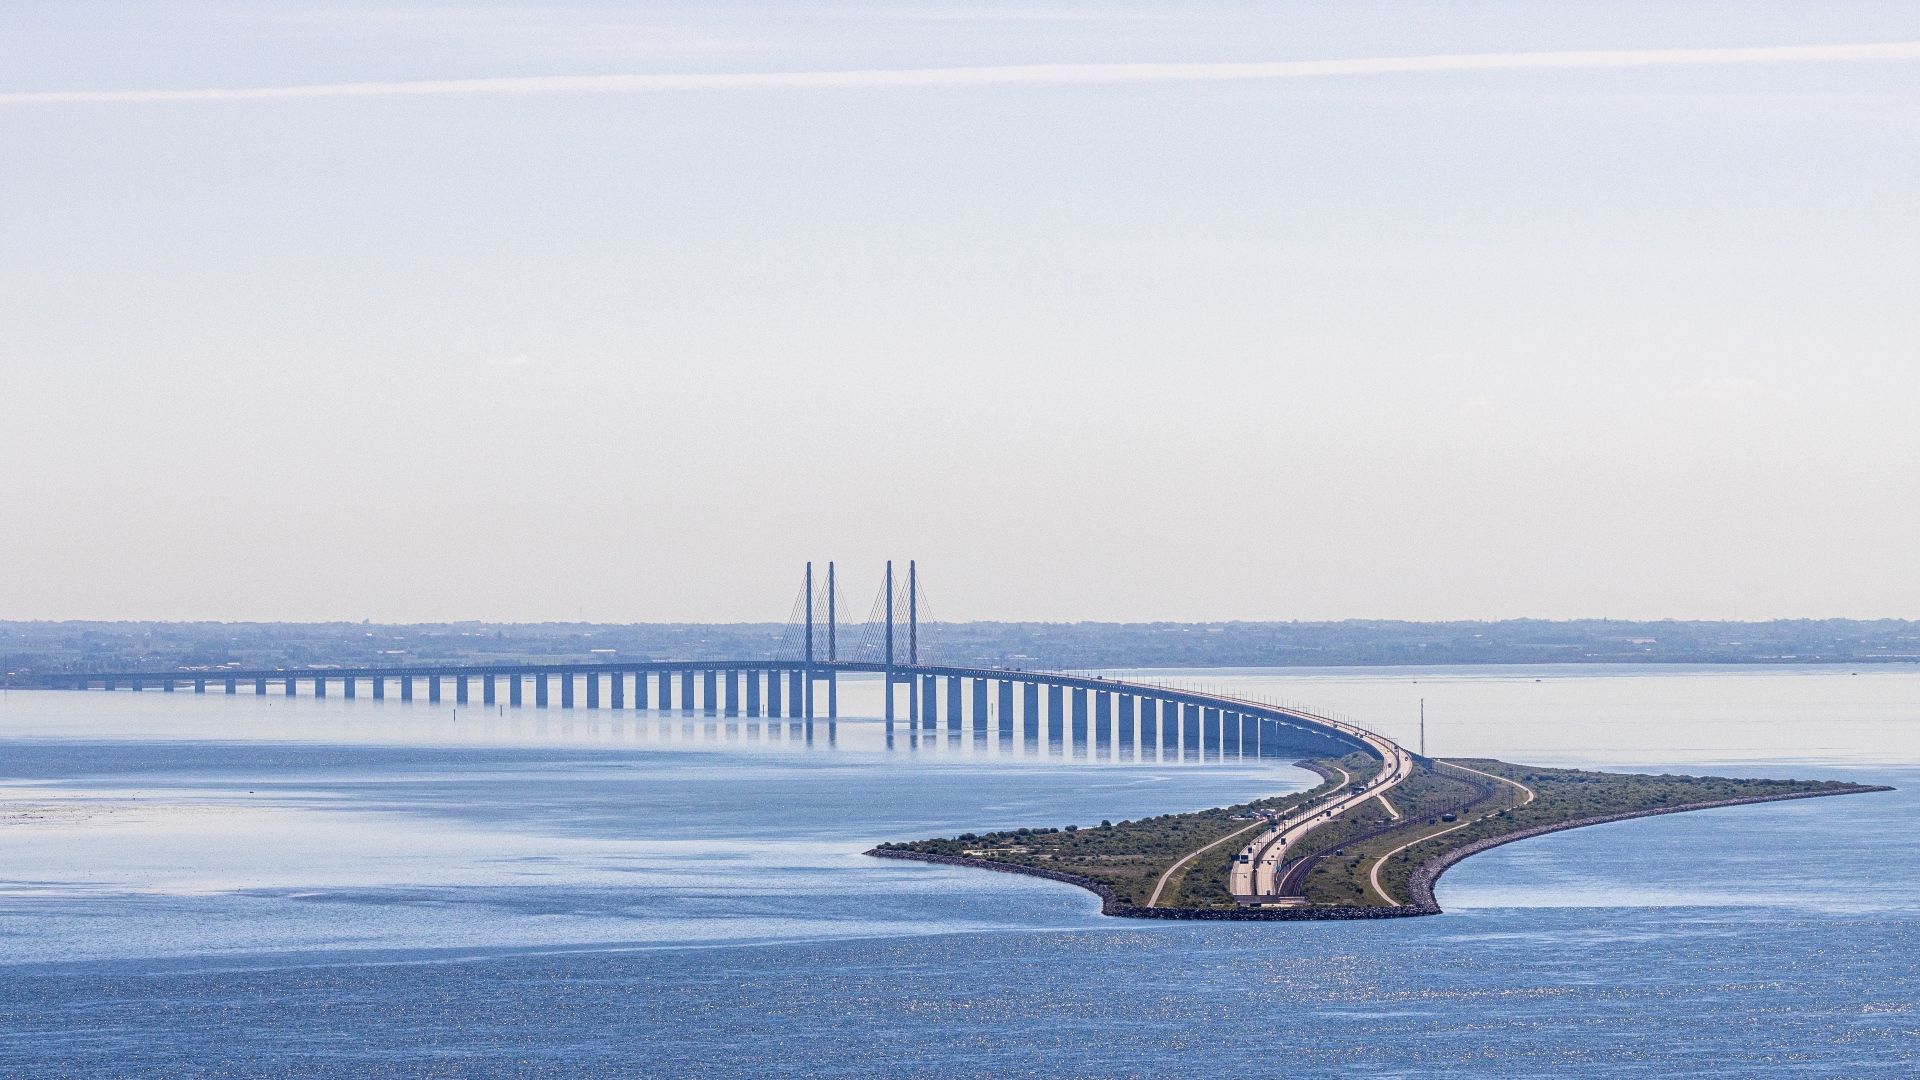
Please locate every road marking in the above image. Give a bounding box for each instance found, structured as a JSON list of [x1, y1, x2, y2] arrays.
[[1147, 818, 1271, 908], [1365, 760, 1533, 906]]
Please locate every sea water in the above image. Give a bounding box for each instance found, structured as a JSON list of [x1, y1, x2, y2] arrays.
[[0, 666, 1913, 1077]]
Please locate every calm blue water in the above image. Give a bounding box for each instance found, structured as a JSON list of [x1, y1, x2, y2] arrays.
[[0, 667, 1913, 1077]]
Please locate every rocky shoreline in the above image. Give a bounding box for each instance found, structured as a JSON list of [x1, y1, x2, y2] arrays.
[[865, 784, 1892, 921]]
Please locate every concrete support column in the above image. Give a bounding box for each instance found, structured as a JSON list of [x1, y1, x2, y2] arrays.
[[702, 670, 717, 716], [998, 680, 1015, 737], [655, 671, 670, 711], [633, 671, 648, 710], [457, 675, 469, 705], [314, 676, 326, 698], [682, 670, 696, 713], [284, 677, 297, 696], [971, 678, 988, 734], [559, 673, 573, 708], [1164, 701, 1181, 755], [724, 670, 738, 716], [947, 677, 962, 731], [585, 673, 600, 709], [536, 673, 549, 708], [483, 675, 496, 705], [194, 679, 206, 694], [510, 675, 523, 707], [788, 670, 804, 717], [1023, 683, 1041, 741], [400, 676, 413, 702], [344, 677, 356, 699], [428, 676, 441, 704], [827, 671, 837, 718], [1047, 684, 1065, 743], [225, 678, 237, 694], [163, 680, 174, 692], [130, 677, 144, 692], [610, 672, 624, 709], [766, 670, 781, 717], [1095, 691, 1111, 754], [921, 675, 938, 729], [1118, 694, 1135, 753], [746, 671, 760, 717]]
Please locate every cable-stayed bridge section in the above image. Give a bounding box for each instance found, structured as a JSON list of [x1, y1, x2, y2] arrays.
[[17, 561, 1396, 766]]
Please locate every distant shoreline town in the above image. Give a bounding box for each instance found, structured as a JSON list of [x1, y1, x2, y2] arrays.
[[4, 618, 1917, 677]]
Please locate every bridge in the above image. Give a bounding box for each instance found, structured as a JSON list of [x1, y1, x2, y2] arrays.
[[13, 561, 1393, 767]]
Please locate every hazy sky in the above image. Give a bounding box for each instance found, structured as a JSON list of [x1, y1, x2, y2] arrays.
[[4, 2, 1918, 623]]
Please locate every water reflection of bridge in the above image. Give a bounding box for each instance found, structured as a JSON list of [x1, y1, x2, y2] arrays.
[[25, 562, 1377, 762]]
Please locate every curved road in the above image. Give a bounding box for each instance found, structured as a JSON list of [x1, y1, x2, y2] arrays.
[[1366, 761, 1535, 906], [1212, 724, 1416, 907]]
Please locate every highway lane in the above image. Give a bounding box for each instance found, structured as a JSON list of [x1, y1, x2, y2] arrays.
[[1220, 726, 1417, 906], [1365, 761, 1536, 906]]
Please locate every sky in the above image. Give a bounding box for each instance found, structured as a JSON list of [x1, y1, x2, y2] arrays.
[[2, 1, 1917, 624]]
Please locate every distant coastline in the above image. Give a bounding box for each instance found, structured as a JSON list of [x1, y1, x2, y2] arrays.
[[7, 617, 1919, 677]]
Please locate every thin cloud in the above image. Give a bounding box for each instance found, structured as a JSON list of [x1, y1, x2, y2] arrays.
[[4, 41, 1918, 106]]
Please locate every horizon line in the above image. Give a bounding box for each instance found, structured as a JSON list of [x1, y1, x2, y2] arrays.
[[5, 41, 1919, 105]]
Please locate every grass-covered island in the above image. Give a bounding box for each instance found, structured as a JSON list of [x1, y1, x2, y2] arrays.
[[867, 757, 1891, 920]]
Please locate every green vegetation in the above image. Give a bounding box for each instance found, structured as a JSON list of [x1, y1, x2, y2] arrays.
[[876, 751, 1377, 908], [878, 756, 1886, 912]]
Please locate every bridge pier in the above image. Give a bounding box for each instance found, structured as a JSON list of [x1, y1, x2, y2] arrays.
[[1047, 684, 1064, 747], [702, 670, 717, 716], [1095, 691, 1111, 757], [457, 675, 469, 705], [746, 671, 760, 716], [724, 670, 738, 716], [1182, 704, 1199, 758], [225, 678, 237, 695], [283, 676, 296, 697], [682, 670, 696, 714], [921, 675, 937, 729], [560, 672, 574, 708], [400, 676, 413, 702], [1022, 682, 1040, 745], [163, 679, 174, 692], [827, 671, 836, 718], [536, 673, 549, 708], [255, 677, 267, 695], [344, 676, 356, 699], [510, 675, 523, 707], [972, 678, 988, 735], [634, 671, 648, 710], [1071, 687, 1088, 756], [429, 676, 441, 704], [1118, 694, 1134, 757], [610, 672, 623, 709], [194, 679, 205, 693], [788, 670, 803, 718], [482, 674, 496, 705], [315, 676, 326, 698], [946, 677, 962, 732], [1203, 707, 1220, 758]]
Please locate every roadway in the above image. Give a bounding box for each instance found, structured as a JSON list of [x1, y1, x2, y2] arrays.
[[1365, 761, 1536, 906], [1215, 726, 1416, 907]]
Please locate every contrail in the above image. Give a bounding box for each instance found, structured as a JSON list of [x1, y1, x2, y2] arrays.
[[5, 41, 1918, 106]]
